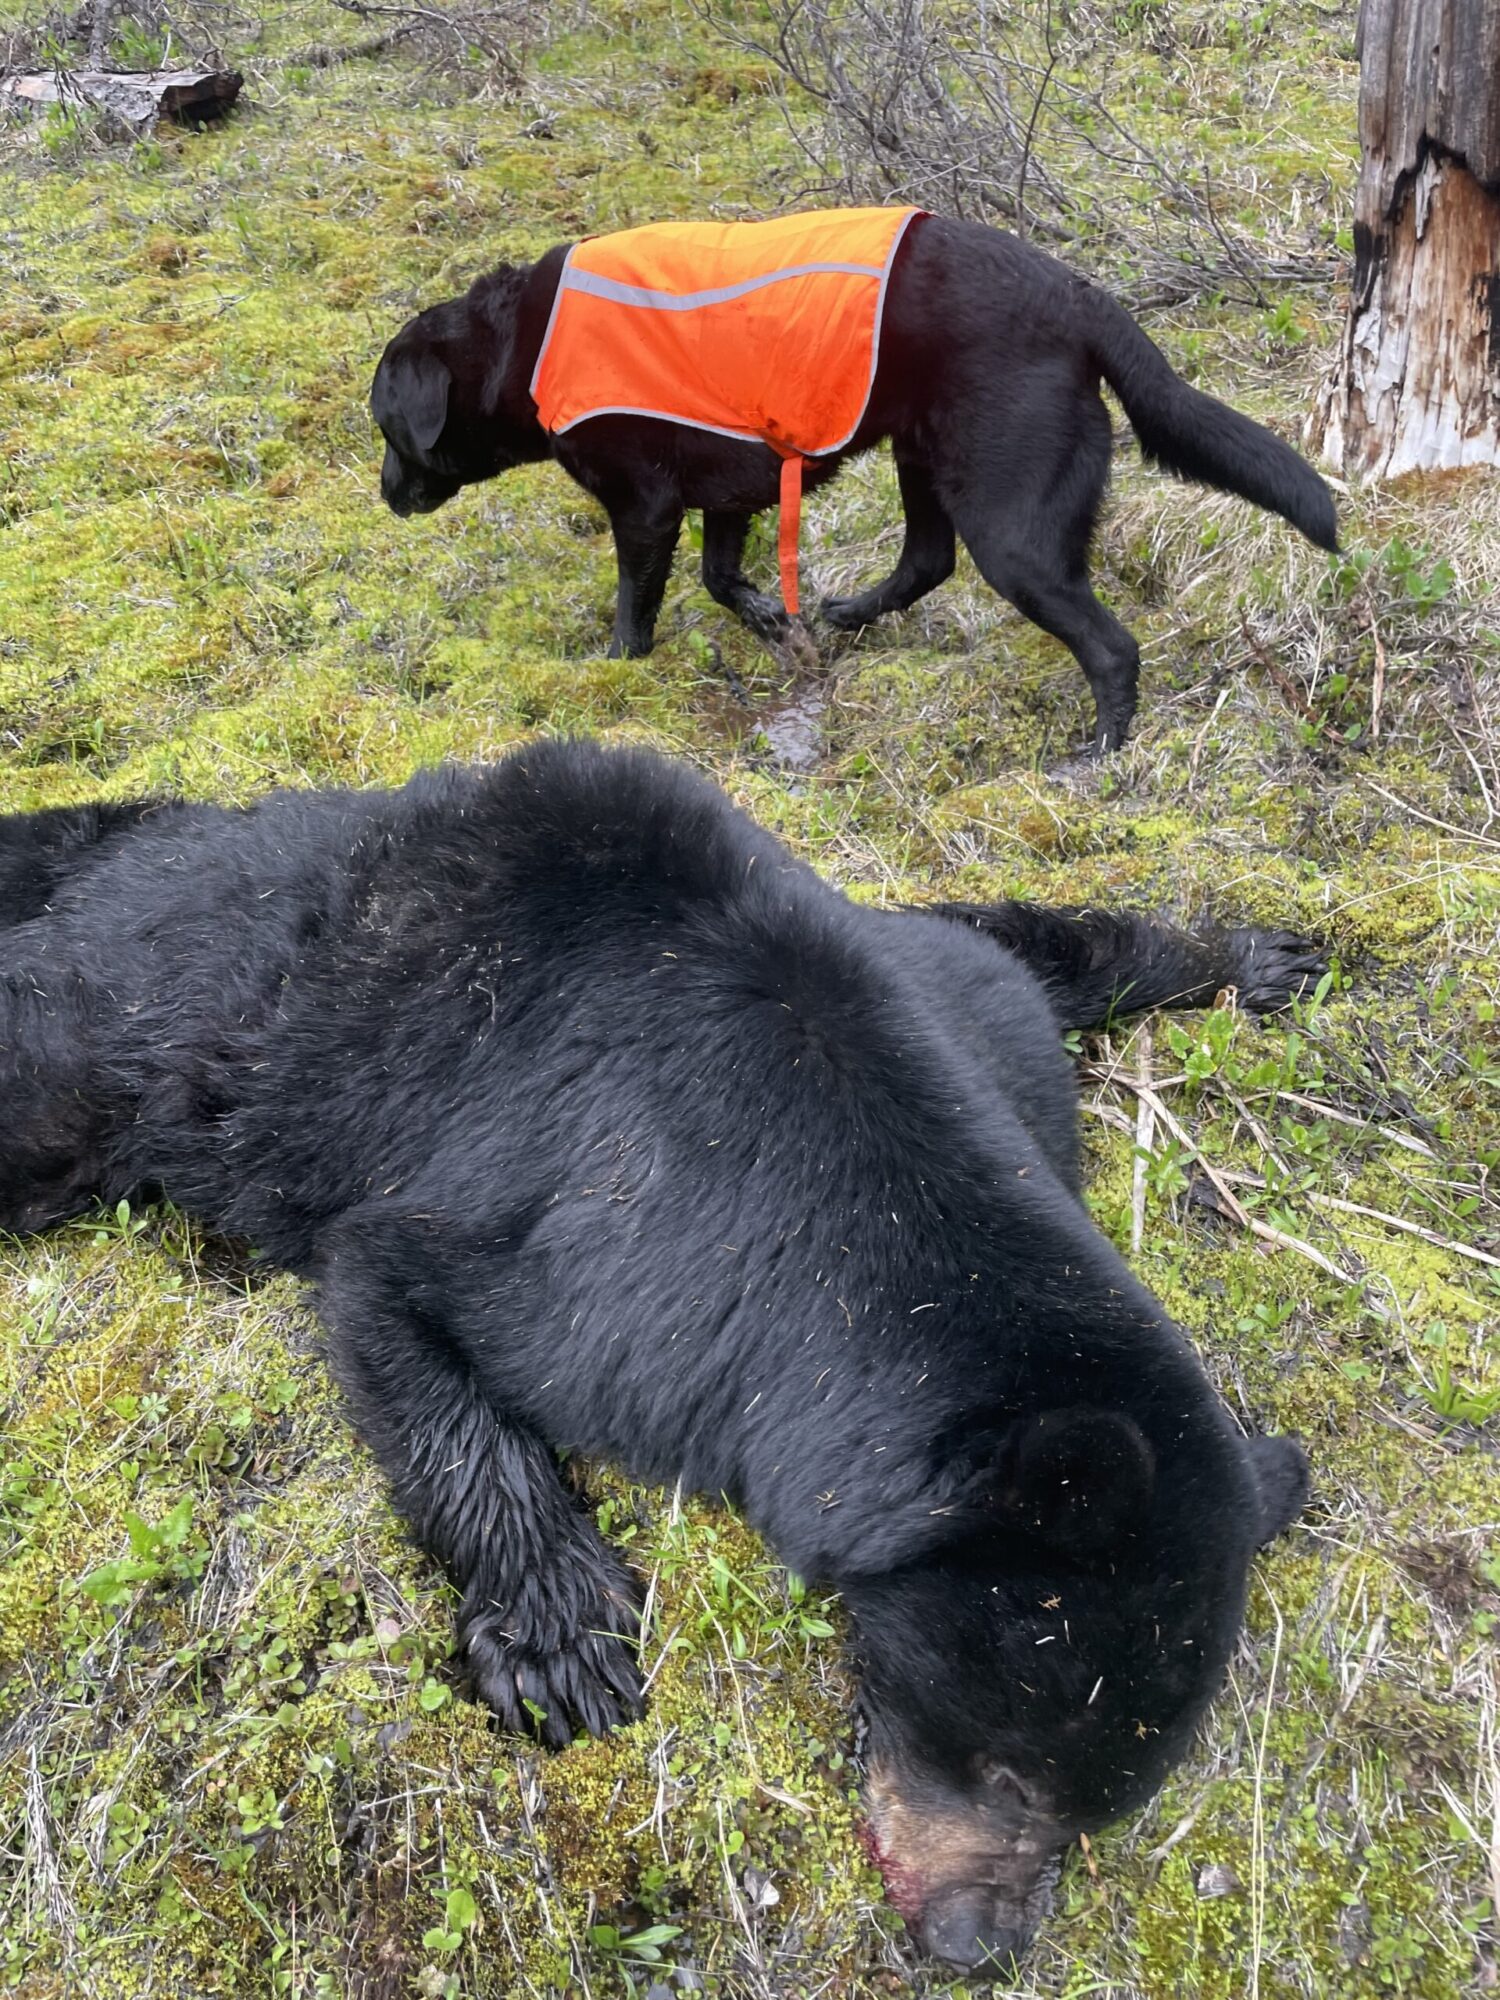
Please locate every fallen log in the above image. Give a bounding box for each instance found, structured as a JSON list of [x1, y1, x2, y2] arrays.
[[0, 67, 243, 133]]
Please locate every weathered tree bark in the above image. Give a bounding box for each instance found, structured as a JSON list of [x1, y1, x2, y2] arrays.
[[86, 0, 117, 70], [0, 67, 242, 132], [1312, 0, 1500, 479]]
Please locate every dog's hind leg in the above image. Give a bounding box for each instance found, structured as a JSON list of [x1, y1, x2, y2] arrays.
[[701, 510, 792, 643], [1013, 573, 1140, 754], [316, 1211, 643, 1746], [821, 459, 956, 630], [940, 382, 1142, 748], [953, 517, 1142, 752], [925, 901, 1326, 1029]]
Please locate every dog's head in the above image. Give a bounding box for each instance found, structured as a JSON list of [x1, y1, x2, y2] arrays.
[[371, 266, 543, 517], [839, 1408, 1308, 1973]]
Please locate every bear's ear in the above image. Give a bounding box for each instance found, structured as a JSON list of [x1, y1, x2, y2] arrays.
[[804, 1408, 1154, 1581], [992, 1407, 1157, 1559], [386, 349, 451, 453], [1246, 1433, 1309, 1546]]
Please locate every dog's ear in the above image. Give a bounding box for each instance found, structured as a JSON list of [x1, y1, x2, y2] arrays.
[[1245, 1433, 1309, 1545], [991, 1407, 1156, 1559], [388, 349, 451, 453]]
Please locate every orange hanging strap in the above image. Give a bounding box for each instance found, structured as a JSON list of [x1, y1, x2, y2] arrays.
[[777, 452, 805, 619]]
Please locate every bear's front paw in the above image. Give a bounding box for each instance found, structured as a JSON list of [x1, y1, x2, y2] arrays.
[[1222, 928, 1328, 1013], [457, 1571, 643, 1747]]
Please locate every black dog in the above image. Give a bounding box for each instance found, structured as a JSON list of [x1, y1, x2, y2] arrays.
[[371, 212, 1337, 749], [1, 742, 1316, 1971]]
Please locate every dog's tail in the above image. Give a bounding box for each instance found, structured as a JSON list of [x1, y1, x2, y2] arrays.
[[1083, 287, 1338, 552]]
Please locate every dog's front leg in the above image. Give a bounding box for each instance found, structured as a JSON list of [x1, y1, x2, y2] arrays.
[[822, 458, 956, 630], [700, 510, 791, 644], [606, 500, 684, 657], [317, 1211, 644, 1745]]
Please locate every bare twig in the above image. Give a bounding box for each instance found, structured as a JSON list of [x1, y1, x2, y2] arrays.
[[1366, 602, 1387, 742], [280, 25, 418, 67], [1084, 1064, 1365, 1286], [1131, 1022, 1154, 1257], [1214, 1170, 1500, 1271], [703, 0, 1336, 311], [1273, 1090, 1437, 1159], [1240, 613, 1343, 737], [1361, 778, 1500, 853], [329, 0, 539, 86]]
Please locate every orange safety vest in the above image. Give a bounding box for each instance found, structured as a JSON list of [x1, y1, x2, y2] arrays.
[[530, 207, 923, 618]]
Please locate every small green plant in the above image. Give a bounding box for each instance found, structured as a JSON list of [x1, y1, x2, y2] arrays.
[[1416, 1359, 1500, 1428], [103, 1798, 154, 1867], [1382, 537, 1454, 608], [585, 1921, 683, 1965], [114, 16, 167, 65], [423, 1884, 478, 1955], [1259, 296, 1305, 349], [1165, 1006, 1236, 1087], [235, 1787, 286, 1838], [1235, 1297, 1297, 1339], [78, 1494, 210, 1607], [76, 1197, 151, 1246], [39, 103, 92, 163], [1324, 536, 1455, 610], [1411, 1323, 1500, 1428], [1135, 1135, 1192, 1206]]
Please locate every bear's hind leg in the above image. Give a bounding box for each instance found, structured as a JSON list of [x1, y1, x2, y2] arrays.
[[925, 902, 1326, 1030]]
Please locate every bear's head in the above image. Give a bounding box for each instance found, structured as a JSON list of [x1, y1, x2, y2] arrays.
[[838, 1406, 1308, 1972]]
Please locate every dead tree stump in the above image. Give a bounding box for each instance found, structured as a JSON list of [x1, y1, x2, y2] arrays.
[[1313, 0, 1500, 480]]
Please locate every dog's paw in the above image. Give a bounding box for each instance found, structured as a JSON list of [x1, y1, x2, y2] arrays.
[[736, 590, 791, 644], [458, 1568, 643, 1747], [819, 592, 875, 632], [1221, 928, 1328, 1013]]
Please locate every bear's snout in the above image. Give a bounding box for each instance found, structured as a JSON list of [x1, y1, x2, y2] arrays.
[[860, 1756, 1065, 1972], [915, 1885, 1039, 1972]]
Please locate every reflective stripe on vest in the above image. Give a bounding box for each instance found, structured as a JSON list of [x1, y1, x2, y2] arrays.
[[529, 207, 923, 618]]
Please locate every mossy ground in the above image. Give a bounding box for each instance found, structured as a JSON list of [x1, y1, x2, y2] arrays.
[[2, 2, 1497, 1994]]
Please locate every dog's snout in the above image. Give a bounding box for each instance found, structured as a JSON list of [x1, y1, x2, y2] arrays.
[[916, 1887, 1036, 1974], [380, 450, 415, 517]]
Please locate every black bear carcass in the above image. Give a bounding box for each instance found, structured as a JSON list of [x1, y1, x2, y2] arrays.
[[0, 740, 1314, 1970]]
